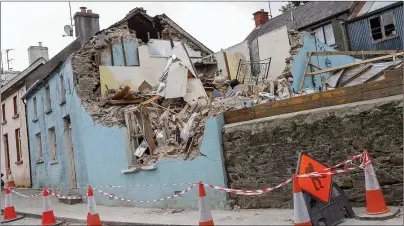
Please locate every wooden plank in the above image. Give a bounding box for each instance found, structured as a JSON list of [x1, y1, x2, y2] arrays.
[[252, 85, 402, 123], [310, 50, 399, 56], [140, 96, 160, 105], [110, 99, 144, 105], [140, 107, 156, 155], [340, 64, 372, 87], [306, 52, 404, 76], [223, 51, 232, 80], [224, 77, 403, 124], [299, 52, 312, 92]]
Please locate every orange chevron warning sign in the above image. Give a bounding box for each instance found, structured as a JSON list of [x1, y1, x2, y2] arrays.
[[297, 153, 332, 203]]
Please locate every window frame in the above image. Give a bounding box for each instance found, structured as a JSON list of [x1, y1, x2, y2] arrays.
[[12, 95, 19, 118], [15, 128, 22, 163], [59, 74, 66, 105], [48, 127, 58, 164], [2, 103, 6, 123], [35, 133, 43, 163], [368, 11, 397, 42], [45, 85, 52, 113], [3, 134, 10, 169], [312, 23, 336, 47], [33, 97, 38, 121]]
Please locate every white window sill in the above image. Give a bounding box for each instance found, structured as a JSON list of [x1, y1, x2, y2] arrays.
[[1, 120, 6, 125], [59, 100, 66, 106], [45, 109, 52, 115], [121, 164, 157, 174], [35, 158, 44, 164], [50, 160, 58, 165], [12, 114, 19, 119], [32, 118, 39, 123]]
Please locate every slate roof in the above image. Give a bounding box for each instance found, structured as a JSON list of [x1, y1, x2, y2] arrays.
[[245, 1, 355, 43]]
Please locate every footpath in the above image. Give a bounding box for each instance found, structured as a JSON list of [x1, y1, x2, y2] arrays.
[[1, 190, 402, 225]]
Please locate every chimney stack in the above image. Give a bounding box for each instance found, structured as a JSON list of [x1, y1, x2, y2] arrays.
[[74, 7, 100, 46], [253, 9, 269, 27], [27, 42, 49, 65]]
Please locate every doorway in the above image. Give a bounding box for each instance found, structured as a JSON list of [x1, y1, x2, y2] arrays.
[[63, 116, 77, 188]]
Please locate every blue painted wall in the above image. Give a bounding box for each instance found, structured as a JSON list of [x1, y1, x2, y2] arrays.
[[26, 58, 229, 209], [26, 60, 89, 189], [347, 6, 403, 53], [291, 33, 356, 92]]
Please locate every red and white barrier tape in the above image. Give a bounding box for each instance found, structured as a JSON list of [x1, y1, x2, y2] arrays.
[[13, 182, 194, 190], [204, 178, 292, 196], [94, 183, 196, 203], [11, 189, 43, 198], [46, 189, 86, 200]]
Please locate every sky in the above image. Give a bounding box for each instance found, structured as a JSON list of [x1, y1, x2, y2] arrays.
[[1, 1, 286, 72]]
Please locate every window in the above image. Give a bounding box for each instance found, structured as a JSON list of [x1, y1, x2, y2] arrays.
[[13, 96, 18, 117], [3, 134, 10, 169], [15, 128, 22, 162], [369, 11, 396, 41], [48, 127, 57, 163], [313, 23, 336, 46], [60, 75, 66, 104], [35, 133, 43, 162], [45, 85, 52, 112], [1, 103, 5, 122], [33, 97, 38, 120]]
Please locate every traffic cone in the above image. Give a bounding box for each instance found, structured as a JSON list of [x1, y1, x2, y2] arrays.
[[363, 151, 389, 215], [6, 169, 15, 188], [42, 188, 57, 226], [199, 181, 214, 226], [87, 186, 102, 226], [3, 188, 17, 221], [293, 175, 312, 226]]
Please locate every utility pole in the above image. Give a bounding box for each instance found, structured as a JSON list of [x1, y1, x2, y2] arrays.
[[268, 2, 272, 18], [3, 49, 14, 71]]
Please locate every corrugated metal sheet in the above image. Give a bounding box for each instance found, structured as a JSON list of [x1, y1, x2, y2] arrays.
[[347, 5, 403, 52], [357, 2, 397, 16]]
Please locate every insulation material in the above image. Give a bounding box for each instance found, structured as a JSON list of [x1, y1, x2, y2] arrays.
[[183, 78, 208, 105], [164, 62, 189, 99]]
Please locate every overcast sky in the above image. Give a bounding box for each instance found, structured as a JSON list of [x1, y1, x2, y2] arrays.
[[1, 2, 286, 71]]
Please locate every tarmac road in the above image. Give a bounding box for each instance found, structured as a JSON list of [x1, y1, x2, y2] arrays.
[[2, 217, 80, 225]]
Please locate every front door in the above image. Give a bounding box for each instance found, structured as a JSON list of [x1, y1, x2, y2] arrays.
[[64, 116, 77, 188]]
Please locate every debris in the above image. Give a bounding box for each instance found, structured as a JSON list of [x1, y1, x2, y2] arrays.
[[134, 140, 148, 157]]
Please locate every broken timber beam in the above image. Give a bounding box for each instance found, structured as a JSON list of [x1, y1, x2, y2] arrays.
[[310, 50, 399, 56], [306, 52, 403, 76], [140, 96, 160, 105], [223, 51, 232, 80], [110, 99, 144, 105], [140, 106, 156, 155], [299, 52, 312, 92]]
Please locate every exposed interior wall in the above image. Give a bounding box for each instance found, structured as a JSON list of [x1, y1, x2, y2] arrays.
[[257, 26, 290, 80], [222, 95, 403, 208], [0, 85, 31, 187], [214, 41, 250, 80]]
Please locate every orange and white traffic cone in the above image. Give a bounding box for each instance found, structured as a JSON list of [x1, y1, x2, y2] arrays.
[[87, 186, 102, 226], [6, 169, 15, 188], [3, 188, 17, 221], [363, 151, 389, 215], [293, 175, 312, 226], [42, 188, 57, 226], [199, 181, 214, 226]]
